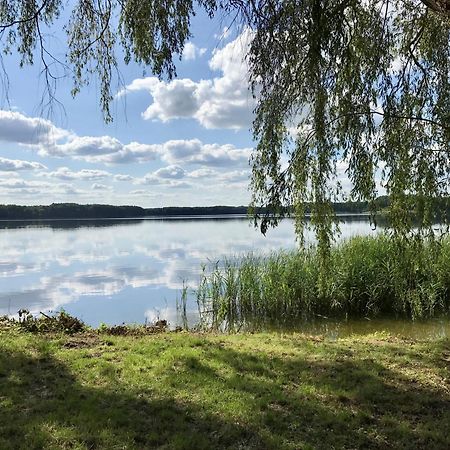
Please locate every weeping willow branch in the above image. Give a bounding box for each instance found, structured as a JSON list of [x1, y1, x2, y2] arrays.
[[0, 0, 448, 254], [0, 0, 51, 31], [419, 0, 450, 18]]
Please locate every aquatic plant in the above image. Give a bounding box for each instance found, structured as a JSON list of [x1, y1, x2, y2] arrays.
[[196, 235, 450, 330]]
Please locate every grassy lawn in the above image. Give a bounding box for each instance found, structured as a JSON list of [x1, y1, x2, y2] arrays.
[[0, 326, 449, 449]]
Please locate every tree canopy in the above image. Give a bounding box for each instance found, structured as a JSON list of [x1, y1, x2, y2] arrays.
[[0, 0, 449, 255]]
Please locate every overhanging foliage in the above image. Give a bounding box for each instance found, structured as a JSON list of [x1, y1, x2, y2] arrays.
[[0, 0, 448, 253]]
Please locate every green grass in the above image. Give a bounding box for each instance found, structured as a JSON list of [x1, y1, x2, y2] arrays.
[[197, 235, 450, 329], [1, 326, 449, 449]]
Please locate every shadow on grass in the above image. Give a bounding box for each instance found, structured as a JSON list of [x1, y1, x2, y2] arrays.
[[175, 342, 450, 449], [0, 346, 261, 450], [0, 338, 449, 449]]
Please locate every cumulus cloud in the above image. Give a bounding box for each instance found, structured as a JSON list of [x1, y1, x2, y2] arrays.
[[139, 165, 247, 192], [128, 189, 158, 199], [47, 137, 251, 168], [114, 174, 134, 182], [0, 157, 47, 171], [187, 168, 219, 179], [0, 111, 161, 165], [52, 137, 251, 170], [154, 165, 186, 179], [185, 168, 250, 184], [161, 139, 251, 167], [0, 178, 80, 196], [182, 42, 207, 61], [44, 167, 111, 181], [0, 110, 69, 145], [40, 136, 161, 165], [0, 179, 34, 189], [100, 141, 161, 164], [219, 170, 250, 183], [0, 110, 252, 173], [214, 26, 232, 40], [47, 135, 123, 157], [91, 183, 111, 191], [0, 109, 255, 205], [137, 167, 192, 188], [141, 78, 202, 121], [118, 30, 255, 129]]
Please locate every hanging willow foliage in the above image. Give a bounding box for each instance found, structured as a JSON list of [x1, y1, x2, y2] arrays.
[[246, 0, 449, 262], [0, 0, 449, 258]]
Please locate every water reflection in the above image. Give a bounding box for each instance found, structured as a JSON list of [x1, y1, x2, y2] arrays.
[[0, 215, 384, 327], [266, 317, 450, 340]]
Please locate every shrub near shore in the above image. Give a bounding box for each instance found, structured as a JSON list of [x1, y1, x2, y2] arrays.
[[197, 235, 450, 330]]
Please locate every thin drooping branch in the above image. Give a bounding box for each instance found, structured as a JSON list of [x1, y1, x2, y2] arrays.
[[79, 0, 112, 54], [0, 0, 51, 31]]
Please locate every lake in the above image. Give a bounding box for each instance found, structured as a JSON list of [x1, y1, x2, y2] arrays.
[[1, 215, 448, 338]]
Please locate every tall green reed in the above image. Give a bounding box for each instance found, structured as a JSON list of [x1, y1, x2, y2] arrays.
[[196, 234, 450, 330]]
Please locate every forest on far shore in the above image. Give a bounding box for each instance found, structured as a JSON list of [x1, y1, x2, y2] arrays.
[[0, 196, 448, 220]]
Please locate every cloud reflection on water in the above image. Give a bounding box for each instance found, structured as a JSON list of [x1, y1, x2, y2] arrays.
[[0, 217, 378, 325]]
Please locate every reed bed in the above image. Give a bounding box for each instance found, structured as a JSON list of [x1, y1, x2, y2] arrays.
[[196, 235, 450, 330]]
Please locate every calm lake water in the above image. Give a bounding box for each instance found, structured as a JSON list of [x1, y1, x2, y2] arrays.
[[1, 215, 448, 338]]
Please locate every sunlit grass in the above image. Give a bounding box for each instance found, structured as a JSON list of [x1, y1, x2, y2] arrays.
[[0, 328, 448, 449]]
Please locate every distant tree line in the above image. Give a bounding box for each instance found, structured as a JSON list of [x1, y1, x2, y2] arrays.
[[0, 202, 365, 220], [0, 204, 145, 220], [0, 197, 447, 221]]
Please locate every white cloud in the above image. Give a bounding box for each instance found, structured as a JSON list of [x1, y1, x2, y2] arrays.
[[154, 165, 186, 179], [47, 135, 123, 157], [0, 108, 256, 205], [0, 178, 80, 196], [142, 79, 201, 121], [214, 26, 232, 40], [0, 113, 159, 165], [0, 110, 69, 145], [118, 30, 255, 130], [161, 139, 251, 167], [187, 168, 219, 178], [182, 42, 207, 61], [186, 168, 249, 183], [0, 110, 252, 171], [219, 170, 250, 183], [162, 139, 201, 161], [91, 183, 111, 191], [100, 141, 161, 164], [0, 179, 34, 189], [128, 189, 159, 199], [114, 174, 134, 182], [115, 77, 160, 98], [137, 166, 192, 188], [134, 159, 250, 191], [0, 157, 47, 171], [44, 167, 110, 181], [38, 134, 161, 165]]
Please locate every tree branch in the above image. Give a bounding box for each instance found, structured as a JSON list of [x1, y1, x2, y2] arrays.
[[419, 0, 450, 18], [0, 0, 51, 31]]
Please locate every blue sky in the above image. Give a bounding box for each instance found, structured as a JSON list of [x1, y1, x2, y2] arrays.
[[0, 8, 259, 207]]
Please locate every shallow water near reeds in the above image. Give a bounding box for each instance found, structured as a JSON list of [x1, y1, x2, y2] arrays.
[[257, 316, 450, 340], [0, 215, 449, 337]]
